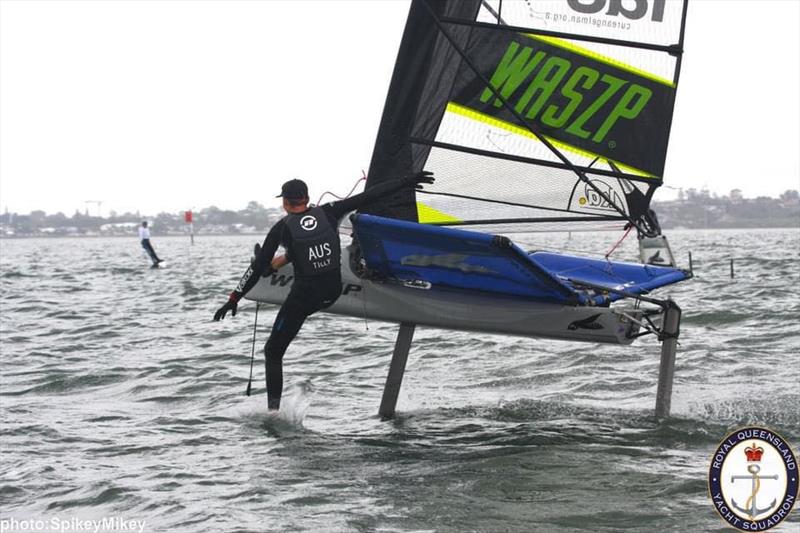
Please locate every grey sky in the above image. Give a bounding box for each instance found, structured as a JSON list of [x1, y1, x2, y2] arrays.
[[1, 0, 798, 216]]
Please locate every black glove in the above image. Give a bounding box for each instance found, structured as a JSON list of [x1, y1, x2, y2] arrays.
[[401, 170, 435, 190], [213, 299, 238, 321]]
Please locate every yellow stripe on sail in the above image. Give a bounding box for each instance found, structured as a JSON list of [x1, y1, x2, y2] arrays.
[[523, 34, 676, 88], [445, 102, 656, 179], [416, 202, 461, 224]]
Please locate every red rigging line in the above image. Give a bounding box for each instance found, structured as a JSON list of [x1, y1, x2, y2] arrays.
[[605, 224, 633, 259], [315, 171, 367, 207]]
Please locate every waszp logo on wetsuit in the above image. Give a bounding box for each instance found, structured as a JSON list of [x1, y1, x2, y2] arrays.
[[300, 216, 317, 231]]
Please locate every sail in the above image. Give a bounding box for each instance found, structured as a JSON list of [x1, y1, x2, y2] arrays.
[[362, 0, 688, 233]]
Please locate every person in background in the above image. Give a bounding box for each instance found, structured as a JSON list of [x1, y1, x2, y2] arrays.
[[139, 221, 163, 268], [213, 171, 434, 411]]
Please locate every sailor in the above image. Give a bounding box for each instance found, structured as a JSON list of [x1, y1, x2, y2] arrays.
[[213, 171, 434, 411], [139, 221, 163, 268]]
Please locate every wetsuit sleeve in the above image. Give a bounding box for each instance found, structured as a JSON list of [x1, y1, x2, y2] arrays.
[[325, 178, 411, 220], [229, 221, 284, 302]]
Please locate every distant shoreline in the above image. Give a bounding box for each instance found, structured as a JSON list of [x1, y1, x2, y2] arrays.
[[2, 225, 798, 240], [3, 193, 797, 238], [0, 232, 266, 240]]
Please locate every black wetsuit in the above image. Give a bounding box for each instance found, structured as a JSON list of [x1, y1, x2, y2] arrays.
[[229, 179, 410, 409]]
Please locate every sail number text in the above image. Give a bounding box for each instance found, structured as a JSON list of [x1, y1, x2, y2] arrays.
[[480, 41, 652, 144]]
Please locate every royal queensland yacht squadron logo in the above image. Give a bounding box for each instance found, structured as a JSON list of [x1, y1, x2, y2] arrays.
[[709, 426, 798, 531]]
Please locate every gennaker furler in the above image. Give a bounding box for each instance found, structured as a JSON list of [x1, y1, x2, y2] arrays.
[[248, 0, 691, 419]]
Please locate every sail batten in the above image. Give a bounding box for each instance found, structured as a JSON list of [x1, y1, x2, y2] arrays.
[[440, 102, 658, 179], [419, 189, 628, 217], [440, 16, 683, 55], [410, 137, 655, 183]]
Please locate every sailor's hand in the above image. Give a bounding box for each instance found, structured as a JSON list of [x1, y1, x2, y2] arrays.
[[251, 243, 261, 265], [213, 300, 238, 321], [402, 170, 435, 189]]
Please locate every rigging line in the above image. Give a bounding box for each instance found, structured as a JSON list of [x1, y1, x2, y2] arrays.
[[604, 225, 633, 259], [320, 170, 368, 236], [480, 0, 506, 25], [418, 0, 644, 234], [315, 171, 367, 206], [568, 156, 600, 209]]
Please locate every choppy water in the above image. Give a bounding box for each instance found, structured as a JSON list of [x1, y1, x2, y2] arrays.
[[1, 229, 798, 532]]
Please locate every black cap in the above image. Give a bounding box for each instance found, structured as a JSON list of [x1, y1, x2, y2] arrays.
[[276, 179, 308, 199]]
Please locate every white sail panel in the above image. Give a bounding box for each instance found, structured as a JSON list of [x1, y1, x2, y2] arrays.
[[436, 102, 655, 177], [417, 144, 636, 231], [477, 0, 686, 48]]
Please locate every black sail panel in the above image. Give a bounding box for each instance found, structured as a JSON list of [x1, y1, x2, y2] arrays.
[[450, 29, 676, 177], [363, 0, 483, 221]]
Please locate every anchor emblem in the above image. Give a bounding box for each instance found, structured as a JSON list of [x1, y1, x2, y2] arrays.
[[709, 429, 798, 532], [730, 464, 779, 519]]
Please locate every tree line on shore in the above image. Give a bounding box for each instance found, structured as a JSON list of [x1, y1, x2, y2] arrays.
[[1, 189, 798, 237], [0, 202, 284, 237], [653, 188, 799, 229]]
